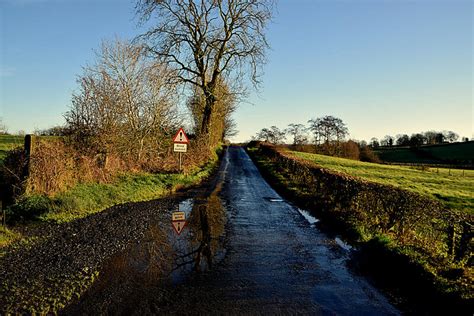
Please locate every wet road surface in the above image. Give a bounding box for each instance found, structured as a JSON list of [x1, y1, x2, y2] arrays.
[[67, 146, 399, 315]]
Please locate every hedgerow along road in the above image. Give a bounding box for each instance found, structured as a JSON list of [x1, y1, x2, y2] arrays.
[[68, 146, 399, 314]]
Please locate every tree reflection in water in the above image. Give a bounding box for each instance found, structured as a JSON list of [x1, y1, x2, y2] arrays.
[[64, 185, 227, 314], [172, 183, 226, 274]]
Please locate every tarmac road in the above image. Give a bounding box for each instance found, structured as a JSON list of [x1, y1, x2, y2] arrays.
[[67, 146, 399, 315]]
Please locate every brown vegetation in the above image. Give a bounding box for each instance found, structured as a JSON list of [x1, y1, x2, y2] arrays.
[[64, 39, 179, 170], [187, 79, 237, 149], [287, 141, 380, 163], [8, 136, 213, 198]]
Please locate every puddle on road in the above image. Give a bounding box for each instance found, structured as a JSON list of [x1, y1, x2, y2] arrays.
[[68, 190, 227, 312], [295, 207, 352, 251], [297, 208, 320, 226], [170, 191, 227, 284], [335, 237, 353, 251], [263, 197, 284, 202]]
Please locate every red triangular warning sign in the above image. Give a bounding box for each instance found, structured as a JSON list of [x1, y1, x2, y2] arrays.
[[173, 128, 189, 144], [172, 220, 186, 235]]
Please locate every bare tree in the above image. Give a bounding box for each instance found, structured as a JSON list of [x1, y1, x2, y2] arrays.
[[285, 123, 307, 145], [423, 131, 437, 145], [409, 133, 425, 148], [396, 134, 410, 146], [256, 126, 285, 144], [444, 130, 459, 143], [136, 0, 274, 143], [381, 135, 394, 147], [187, 77, 238, 146], [370, 137, 380, 149], [65, 39, 178, 165], [308, 116, 348, 155]]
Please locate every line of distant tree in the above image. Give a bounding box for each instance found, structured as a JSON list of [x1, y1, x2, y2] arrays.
[[369, 130, 470, 149], [253, 116, 472, 162], [254, 116, 348, 146], [253, 116, 379, 162]]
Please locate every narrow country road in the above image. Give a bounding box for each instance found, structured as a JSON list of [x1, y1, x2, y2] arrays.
[[67, 146, 399, 315]]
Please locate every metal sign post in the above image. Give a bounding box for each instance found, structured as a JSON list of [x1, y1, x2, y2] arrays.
[[173, 128, 189, 172]]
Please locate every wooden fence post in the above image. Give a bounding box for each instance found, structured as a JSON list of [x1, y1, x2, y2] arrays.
[[456, 222, 473, 262], [1, 200, 4, 228], [447, 222, 457, 259], [23, 134, 34, 178]]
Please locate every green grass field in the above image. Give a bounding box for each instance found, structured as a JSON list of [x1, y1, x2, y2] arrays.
[[291, 151, 474, 214], [0, 135, 23, 163], [375, 141, 474, 165], [41, 166, 215, 223]]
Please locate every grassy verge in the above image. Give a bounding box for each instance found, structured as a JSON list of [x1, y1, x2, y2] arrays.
[[1, 158, 218, 246], [291, 151, 474, 214], [0, 226, 21, 248], [43, 164, 216, 223]]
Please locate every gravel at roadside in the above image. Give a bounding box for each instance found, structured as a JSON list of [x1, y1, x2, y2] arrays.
[[0, 195, 183, 314]]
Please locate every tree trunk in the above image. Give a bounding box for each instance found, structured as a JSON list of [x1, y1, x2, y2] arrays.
[[200, 92, 215, 143], [200, 102, 212, 136]]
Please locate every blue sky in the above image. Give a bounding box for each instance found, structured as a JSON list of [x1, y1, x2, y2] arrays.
[[1, 0, 472, 142]]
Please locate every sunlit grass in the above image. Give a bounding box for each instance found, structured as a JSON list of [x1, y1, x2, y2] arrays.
[[1, 160, 216, 248], [0, 226, 22, 249], [43, 166, 215, 223], [5, 160, 217, 224], [291, 151, 474, 213], [0, 135, 23, 163]]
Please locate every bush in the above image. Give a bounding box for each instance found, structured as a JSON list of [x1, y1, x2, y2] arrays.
[[6, 195, 52, 222], [1, 147, 28, 203], [359, 145, 381, 163]]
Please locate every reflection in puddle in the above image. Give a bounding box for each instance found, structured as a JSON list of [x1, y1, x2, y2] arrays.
[[335, 237, 352, 251], [297, 208, 319, 226], [171, 187, 227, 282], [178, 198, 194, 216], [70, 189, 227, 313], [264, 197, 284, 202]]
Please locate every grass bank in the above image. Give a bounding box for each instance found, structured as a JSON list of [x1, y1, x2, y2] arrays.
[[247, 143, 473, 313], [0, 135, 23, 163], [291, 151, 474, 214], [2, 158, 218, 245]]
